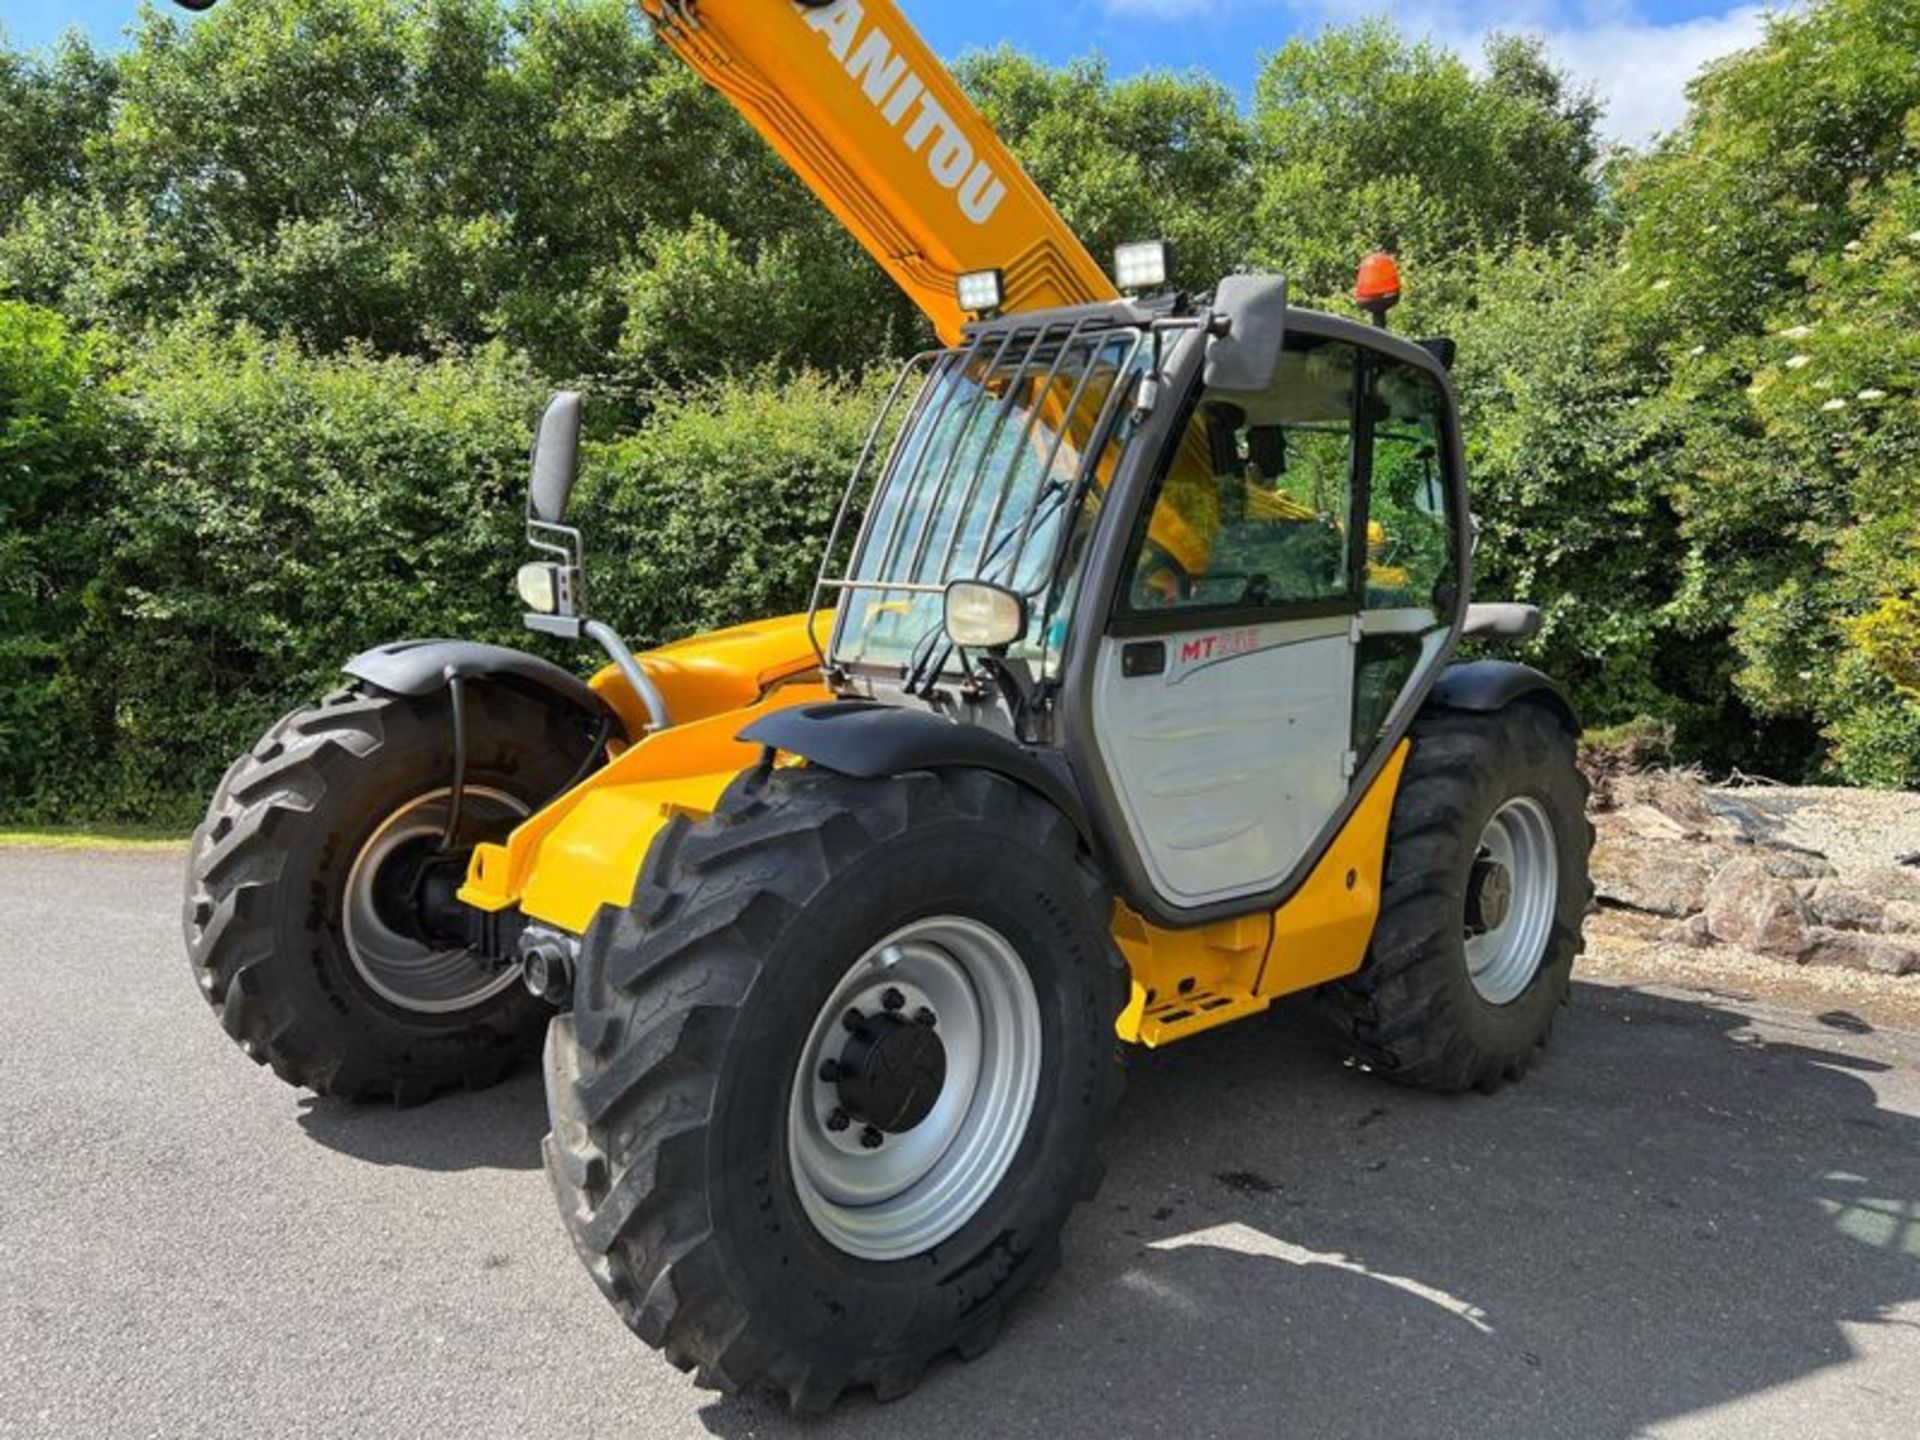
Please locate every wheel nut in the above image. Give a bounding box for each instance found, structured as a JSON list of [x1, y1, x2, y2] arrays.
[[826, 1108, 850, 1132], [913, 1006, 937, 1028], [818, 1059, 842, 1083], [860, 1126, 885, 1150], [881, 987, 905, 1012], [842, 1007, 864, 1032]]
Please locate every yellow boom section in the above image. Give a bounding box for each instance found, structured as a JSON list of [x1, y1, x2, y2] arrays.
[[641, 0, 1117, 342]]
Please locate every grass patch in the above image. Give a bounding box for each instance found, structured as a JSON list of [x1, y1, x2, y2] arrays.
[[0, 823, 188, 851]]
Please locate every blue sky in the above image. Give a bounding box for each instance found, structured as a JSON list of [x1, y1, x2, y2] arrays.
[[4, 0, 1774, 140]]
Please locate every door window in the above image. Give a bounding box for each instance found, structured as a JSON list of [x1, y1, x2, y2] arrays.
[[1364, 361, 1455, 613], [1124, 338, 1360, 617], [1353, 355, 1459, 762]]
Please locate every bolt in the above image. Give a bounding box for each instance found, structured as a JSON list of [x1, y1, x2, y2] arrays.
[[914, 1006, 937, 1028], [842, 1007, 864, 1032], [818, 1059, 842, 1083], [825, 1108, 850, 1132], [860, 1126, 885, 1150], [881, 987, 906, 1012]]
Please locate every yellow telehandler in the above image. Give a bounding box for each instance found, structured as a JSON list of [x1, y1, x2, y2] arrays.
[[179, 0, 1591, 1411]]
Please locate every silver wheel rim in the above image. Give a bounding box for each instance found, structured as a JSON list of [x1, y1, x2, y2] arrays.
[[788, 916, 1042, 1262], [1464, 796, 1559, 1005], [342, 787, 528, 1014]]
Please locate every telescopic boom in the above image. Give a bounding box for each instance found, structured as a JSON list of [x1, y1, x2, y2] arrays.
[[639, 0, 1118, 340]]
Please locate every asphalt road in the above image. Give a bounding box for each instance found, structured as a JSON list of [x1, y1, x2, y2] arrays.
[[5, 847, 1920, 1439]]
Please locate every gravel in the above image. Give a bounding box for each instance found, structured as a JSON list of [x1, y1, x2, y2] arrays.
[[1710, 783, 1920, 878]]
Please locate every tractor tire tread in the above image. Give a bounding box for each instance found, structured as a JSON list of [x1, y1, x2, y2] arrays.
[[544, 765, 1124, 1412], [1320, 701, 1592, 1093]]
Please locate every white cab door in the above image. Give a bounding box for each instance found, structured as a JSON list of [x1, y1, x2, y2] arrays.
[[1090, 614, 1355, 908]]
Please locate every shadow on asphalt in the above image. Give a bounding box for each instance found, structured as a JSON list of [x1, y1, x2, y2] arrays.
[[699, 980, 1920, 1437], [285, 977, 1920, 1435], [295, 1067, 548, 1170]]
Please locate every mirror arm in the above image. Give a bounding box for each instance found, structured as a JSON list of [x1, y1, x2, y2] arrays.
[[583, 619, 673, 731]]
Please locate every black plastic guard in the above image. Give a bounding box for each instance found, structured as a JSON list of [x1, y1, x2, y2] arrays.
[[738, 701, 1092, 840], [1426, 659, 1580, 735], [343, 639, 623, 737]]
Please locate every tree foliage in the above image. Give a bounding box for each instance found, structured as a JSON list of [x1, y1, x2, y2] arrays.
[[957, 48, 1257, 294], [0, 0, 909, 380], [1621, 0, 1920, 783], [1250, 24, 1605, 302]]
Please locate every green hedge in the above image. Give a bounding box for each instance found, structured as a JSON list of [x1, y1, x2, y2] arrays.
[[0, 309, 882, 824], [576, 369, 889, 644], [0, 301, 116, 817]]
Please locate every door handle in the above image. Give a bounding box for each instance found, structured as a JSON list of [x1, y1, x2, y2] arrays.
[[1121, 641, 1166, 677]]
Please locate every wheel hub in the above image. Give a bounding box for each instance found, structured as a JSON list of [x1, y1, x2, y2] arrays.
[[1462, 796, 1559, 1006], [1466, 856, 1513, 935], [833, 1010, 946, 1133], [343, 786, 530, 1014], [368, 836, 475, 949], [787, 916, 1042, 1262]]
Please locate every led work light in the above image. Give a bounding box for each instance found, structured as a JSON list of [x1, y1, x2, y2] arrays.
[[1113, 241, 1168, 292], [956, 269, 1005, 314]]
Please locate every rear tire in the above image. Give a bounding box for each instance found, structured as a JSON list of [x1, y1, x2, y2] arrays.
[[542, 764, 1125, 1413], [1320, 702, 1593, 1092], [183, 681, 596, 1103]]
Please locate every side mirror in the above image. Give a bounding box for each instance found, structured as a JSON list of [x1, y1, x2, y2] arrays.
[[528, 391, 583, 525], [1204, 275, 1288, 394]]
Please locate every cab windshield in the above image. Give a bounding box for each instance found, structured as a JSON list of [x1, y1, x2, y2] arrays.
[[826, 322, 1150, 680]]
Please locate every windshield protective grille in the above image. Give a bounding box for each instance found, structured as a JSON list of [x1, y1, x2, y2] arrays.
[[811, 319, 1145, 680]]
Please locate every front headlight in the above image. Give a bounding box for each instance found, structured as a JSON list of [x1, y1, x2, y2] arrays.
[[517, 561, 561, 614]]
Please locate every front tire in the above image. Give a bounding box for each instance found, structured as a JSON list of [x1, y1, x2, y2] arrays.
[[1320, 701, 1593, 1092], [542, 764, 1125, 1412], [183, 681, 596, 1102]]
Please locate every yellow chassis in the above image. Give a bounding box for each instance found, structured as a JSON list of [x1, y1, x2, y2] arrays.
[[461, 613, 1405, 1048]]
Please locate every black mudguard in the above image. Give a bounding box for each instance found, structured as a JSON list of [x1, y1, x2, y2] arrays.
[[738, 701, 1093, 842], [343, 639, 625, 738], [1425, 659, 1580, 735]]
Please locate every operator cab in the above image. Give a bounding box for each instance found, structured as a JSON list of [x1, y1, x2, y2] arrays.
[[810, 247, 1478, 918]]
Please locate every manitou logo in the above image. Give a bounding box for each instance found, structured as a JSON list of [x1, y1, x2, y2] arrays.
[[795, 1, 1008, 226]]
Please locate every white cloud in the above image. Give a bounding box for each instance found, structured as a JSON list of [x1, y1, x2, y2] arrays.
[[1095, 1, 1775, 142], [1523, 5, 1772, 140]]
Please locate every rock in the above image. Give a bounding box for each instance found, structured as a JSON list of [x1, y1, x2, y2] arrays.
[[1616, 803, 1696, 842], [1758, 847, 1838, 882], [1610, 771, 1729, 839], [1854, 865, 1920, 905], [1885, 900, 1920, 934], [1802, 927, 1920, 976], [1801, 928, 1873, 969], [1703, 856, 1810, 957], [1592, 831, 1722, 917], [1657, 913, 1715, 949], [1804, 880, 1886, 932], [1866, 939, 1920, 977]]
